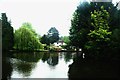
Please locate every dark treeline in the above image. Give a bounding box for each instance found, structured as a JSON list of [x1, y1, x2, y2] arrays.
[[69, 2, 120, 60], [1, 13, 14, 79], [2, 13, 14, 52], [68, 2, 120, 79]]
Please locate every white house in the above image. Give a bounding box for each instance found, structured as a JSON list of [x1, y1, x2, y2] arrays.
[[54, 40, 66, 47]]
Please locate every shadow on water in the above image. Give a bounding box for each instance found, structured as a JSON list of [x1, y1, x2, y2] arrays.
[[2, 51, 76, 78], [64, 52, 74, 63], [68, 51, 120, 79], [42, 52, 50, 62], [2, 51, 13, 80]]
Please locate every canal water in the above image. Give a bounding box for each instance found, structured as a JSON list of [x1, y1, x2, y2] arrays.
[[2, 52, 76, 79]]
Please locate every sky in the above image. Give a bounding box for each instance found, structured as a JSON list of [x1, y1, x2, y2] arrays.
[[0, 0, 120, 36]]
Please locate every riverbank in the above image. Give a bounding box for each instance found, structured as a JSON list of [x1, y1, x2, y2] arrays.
[[9, 49, 81, 53]]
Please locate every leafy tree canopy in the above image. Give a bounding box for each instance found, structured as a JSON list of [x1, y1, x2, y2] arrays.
[[85, 6, 111, 50], [69, 2, 120, 52], [14, 23, 43, 50], [48, 27, 59, 44]]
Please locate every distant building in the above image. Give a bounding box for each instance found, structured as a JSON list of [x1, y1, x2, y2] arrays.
[[54, 40, 66, 47]]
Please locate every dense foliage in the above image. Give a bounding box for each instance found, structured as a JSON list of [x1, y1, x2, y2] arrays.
[[14, 23, 43, 51], [69, 2, 91, 50], [48, 27, 59, 44], [85, 6, 111, 51], [41, 34, 50, 45], [41, 27, 59, 45], [60, 36, 70, 44], [2, 13, 14, 51], [69, 2, 120, 56]]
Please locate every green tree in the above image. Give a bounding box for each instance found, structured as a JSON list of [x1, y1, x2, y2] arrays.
[[21, 22, 38, 36], [85, 6, 111, 51], [69, 2, 120, 52], [90, 2, 119, 30], [0, 19, 2, 52], [110, 8, 120, 54], [41, 34, 50, 45], [14, 23, 43, 50], [111, 28, 120, 50], [69, 2, 91, 50], [2, 13, 14, 51], [48, 27, 59, 44], [60, 36, 70, 44]]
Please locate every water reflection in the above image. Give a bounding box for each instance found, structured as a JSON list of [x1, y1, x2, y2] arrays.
[[42, 52, 50, 62], [2, 56, 13, 80], [47, 53, 59, 66], [12, 52, 44, 62], [3, 52, 76, 78], [11, 59, 36, 77], [64, 52, 74, 63]]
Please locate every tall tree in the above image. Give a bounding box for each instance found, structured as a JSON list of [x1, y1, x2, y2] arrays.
[[85, 6, 111, 51], [0, 19, 2, 52], [69, 2, 91, 50], [48, 27, 59, 44], [2, 13, 14, 51], [110, 9, 120, 52]]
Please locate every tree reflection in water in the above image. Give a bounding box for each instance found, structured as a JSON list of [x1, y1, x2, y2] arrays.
[[47, 53, 59, 67], [10, 52, 44, 77], [64, 52, 73, 63], [3, 52, 76, 78], [42, 52, 50, 62], [12, 52, 44, 62], [13, 60, 36, 77], [2, 56, 13, 80]]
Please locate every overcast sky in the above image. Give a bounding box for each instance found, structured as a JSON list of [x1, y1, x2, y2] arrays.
[[0, 0, 119, 36]]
